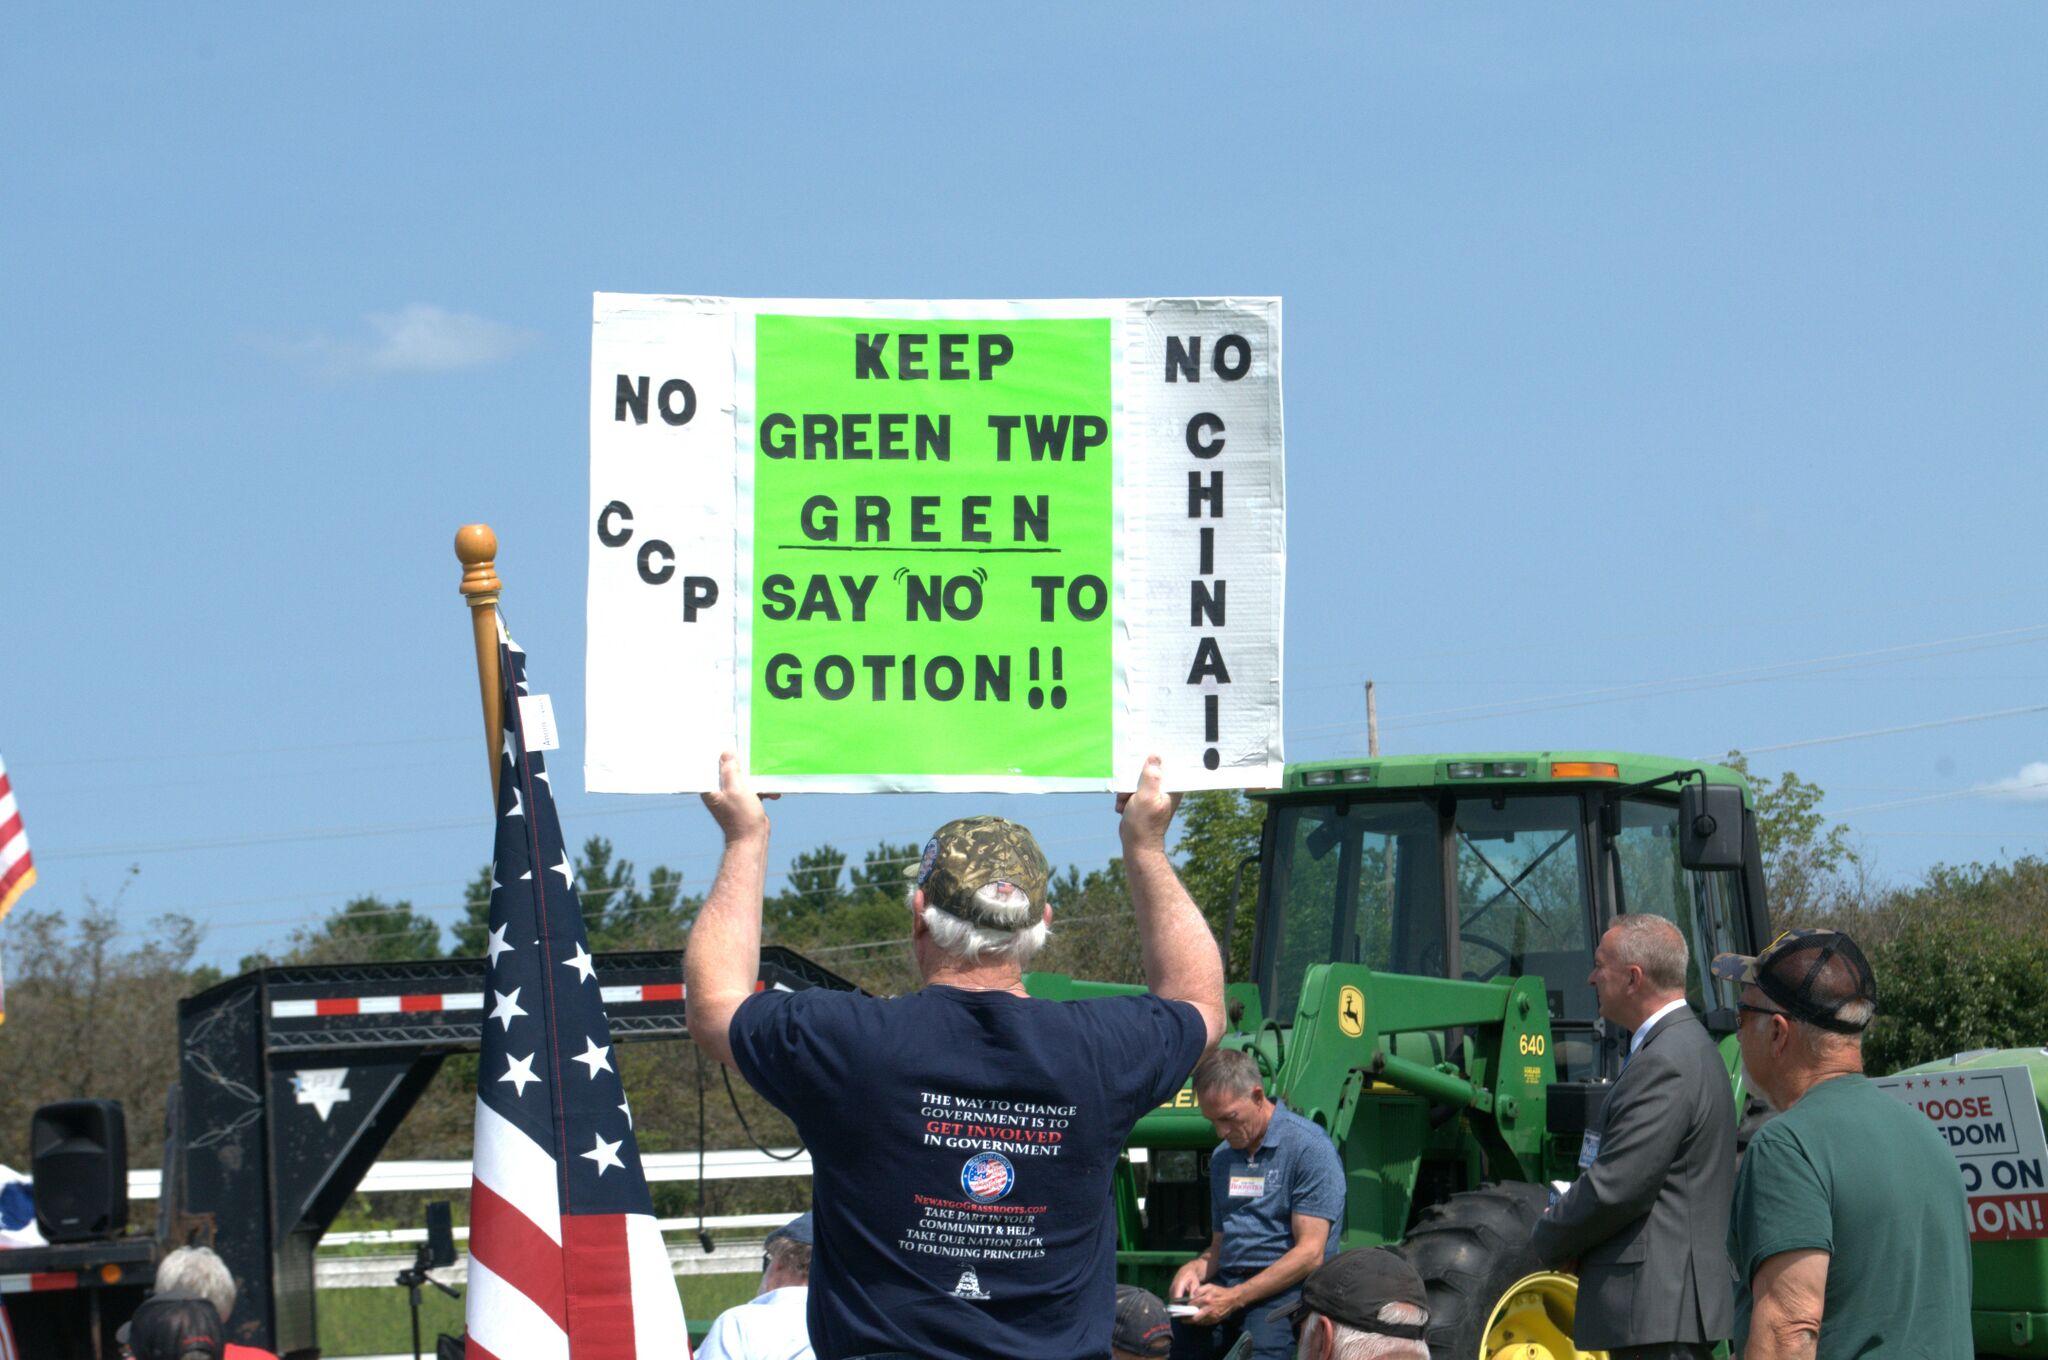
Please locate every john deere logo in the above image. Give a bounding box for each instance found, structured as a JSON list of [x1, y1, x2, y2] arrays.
[[1337, 985, 1365, 1038]]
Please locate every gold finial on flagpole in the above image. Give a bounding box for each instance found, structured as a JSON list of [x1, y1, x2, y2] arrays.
[[456, 524, 505, 808]]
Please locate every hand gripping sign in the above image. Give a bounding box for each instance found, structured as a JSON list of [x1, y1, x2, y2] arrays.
[[586, 296, 1285, 793]]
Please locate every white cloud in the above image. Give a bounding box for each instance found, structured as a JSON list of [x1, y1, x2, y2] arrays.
[[264, 304, 535, 378], [1975, 761, 2048, 803]]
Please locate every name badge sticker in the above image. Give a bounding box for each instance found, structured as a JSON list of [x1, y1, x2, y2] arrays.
[[1577, 1132, 1602, 1170], [1228, 1174, 1266, 1198]]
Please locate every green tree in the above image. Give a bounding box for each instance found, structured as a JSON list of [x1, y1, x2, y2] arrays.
[[1173, 789, 1265, 979], [449, 862, 498, 957], [284, 894, 442, 963], [1724, 753, 1857, 919], [451, 838, 696, 954], [0, 876, 204, 1166], [1853, 856, 2048, 1074], [767, 844, 852, 929]]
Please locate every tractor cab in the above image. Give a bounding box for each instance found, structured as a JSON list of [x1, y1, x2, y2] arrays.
[[1251, 752, 1771, 1083]]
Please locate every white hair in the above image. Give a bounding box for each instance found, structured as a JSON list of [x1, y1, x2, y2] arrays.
[[1329, 1303, 1429, 1360], [916, 883, 1051, 967], [155, 1245, 236, 1322]]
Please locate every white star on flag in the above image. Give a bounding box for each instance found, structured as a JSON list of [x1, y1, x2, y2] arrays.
[[620, 1100, 633, 1129], [489, 867, 503, 897], [534, 768, 551, 788], [499, 1053, 541, 1096], [504, 787, 524, 819], [486, 924, 514, 965], [562, 943, 596, 982], [502, 728, 517, 762], [489, 988, 527, 1031], [581, 1132, 624, 1176], [573, 1036, 614, 1078], [552, 852, 575, 887]]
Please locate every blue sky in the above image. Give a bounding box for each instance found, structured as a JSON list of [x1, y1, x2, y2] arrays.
[[3, 5, 2043, 973]]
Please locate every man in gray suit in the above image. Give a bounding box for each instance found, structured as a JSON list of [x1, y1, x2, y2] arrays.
[[1530, 914, 1736, 1360]]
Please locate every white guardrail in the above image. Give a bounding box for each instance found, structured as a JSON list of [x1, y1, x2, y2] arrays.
[[125, 1146, 1149, 1203], [125, 1147, 818, 1202]]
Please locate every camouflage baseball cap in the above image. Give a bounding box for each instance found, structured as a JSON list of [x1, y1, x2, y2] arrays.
[[912, 816, 1050, 931], [1712, 928, 1877, 1034]]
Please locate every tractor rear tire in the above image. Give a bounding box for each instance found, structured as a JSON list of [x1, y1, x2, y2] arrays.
[[1396, 1181, 1557, 1360]]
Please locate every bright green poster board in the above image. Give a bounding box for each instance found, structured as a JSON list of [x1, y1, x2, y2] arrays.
[[749, 315, 1114, 778]]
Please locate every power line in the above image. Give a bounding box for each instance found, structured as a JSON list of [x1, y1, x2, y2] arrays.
[[1737, 705, 2048, 756], [1289, 624, 2048, 739]]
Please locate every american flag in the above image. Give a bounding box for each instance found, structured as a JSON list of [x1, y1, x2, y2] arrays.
[[0, 753, 34, 922], [463, 629, 690, 1360]]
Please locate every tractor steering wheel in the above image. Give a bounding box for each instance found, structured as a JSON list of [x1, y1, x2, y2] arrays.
[[1458, 932, 1513, 982]]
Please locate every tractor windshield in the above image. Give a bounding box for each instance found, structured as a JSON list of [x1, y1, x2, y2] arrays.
[[1260, 793, 1599, 1063], [1263, 798, 1446, 1024], [1611, 795, 1748, 1014]]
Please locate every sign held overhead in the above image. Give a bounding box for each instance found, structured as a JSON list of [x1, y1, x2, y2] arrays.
[[586, 295, 1285, 794]]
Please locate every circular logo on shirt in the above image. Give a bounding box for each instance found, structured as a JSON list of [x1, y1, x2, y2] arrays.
[[961, 1152, 1015, 1203]]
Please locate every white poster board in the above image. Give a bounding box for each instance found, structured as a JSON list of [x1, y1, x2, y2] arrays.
[[586, 295, 1285, 794], [1875, 1062, 2048, 1240]]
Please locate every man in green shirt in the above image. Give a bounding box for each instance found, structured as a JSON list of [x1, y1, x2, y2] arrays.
[[1713, 930, 1971, 1360]]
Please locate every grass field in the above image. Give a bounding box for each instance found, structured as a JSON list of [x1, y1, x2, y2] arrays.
[[315, 1271, 759, 1356]]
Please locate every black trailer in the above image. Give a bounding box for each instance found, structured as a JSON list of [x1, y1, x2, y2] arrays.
[[4, 947, 850, 1359]]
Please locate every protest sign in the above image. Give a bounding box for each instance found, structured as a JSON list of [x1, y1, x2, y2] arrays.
[[586, 296, 1285, 793], [1875, 1062, 2048, 1241]]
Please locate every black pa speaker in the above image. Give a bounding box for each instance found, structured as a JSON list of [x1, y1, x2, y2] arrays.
[[31, 1099, 128, 1242]]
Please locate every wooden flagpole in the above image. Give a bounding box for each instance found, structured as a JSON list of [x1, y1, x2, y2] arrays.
[[455, 524, 505, 808]]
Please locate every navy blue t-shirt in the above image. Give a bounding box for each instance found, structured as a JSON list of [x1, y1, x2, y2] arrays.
[[728, 985, 1207, 1360]]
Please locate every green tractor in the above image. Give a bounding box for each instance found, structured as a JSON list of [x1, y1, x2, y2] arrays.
[[1030, 750, 1773, 1359]]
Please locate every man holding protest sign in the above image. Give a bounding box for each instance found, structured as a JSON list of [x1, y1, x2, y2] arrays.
[[687, 753, 1225, 1360], [1715, 930, 1972, 1360]]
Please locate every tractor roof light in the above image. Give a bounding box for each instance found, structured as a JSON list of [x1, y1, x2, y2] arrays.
[[1551, 761, 1621, 779], [1487, 762, 1529, 777], [1303, 769, 1338, 786], [1446, 762, 1486, 779], [1341, 767, 1375, 784]]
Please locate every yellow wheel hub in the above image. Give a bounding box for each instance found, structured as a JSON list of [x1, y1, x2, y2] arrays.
[[1480, 1271, 1605, 1360]]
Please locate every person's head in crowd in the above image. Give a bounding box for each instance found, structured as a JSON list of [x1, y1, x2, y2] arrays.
[[1588, 913, 1688, 1031], [1714, 928, 1877, 1109], [121, 1294, 224, 1360], [760, 1211, 813, 1294], [153, 1246, 239, 1334], [1111, 1284, 1173, 1360], [1283, 1248, 1431, 1360], [906, 817, 1053, 979], [1190, 1048, 1271, 1153]]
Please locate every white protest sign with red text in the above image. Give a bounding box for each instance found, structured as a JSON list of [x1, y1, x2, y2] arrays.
[[1875, 1062, 2048, 1241]]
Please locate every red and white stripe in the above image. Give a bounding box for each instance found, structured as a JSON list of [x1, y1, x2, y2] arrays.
[[0, 1272, 77, 1295], [272, 983, 684, 1020], [464, 1099, 689, 1360], [0, 756, 35, 922]]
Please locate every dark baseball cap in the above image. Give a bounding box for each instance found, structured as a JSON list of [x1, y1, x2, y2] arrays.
[[1112, 1284, 1173, 1358], [119, 1294, 223, 1360], [911, 816, 1049, 931], [766, 1210, 813, 1248], [1280, 1248, 1430, 1338], [1712, 928, 1877, 1034]]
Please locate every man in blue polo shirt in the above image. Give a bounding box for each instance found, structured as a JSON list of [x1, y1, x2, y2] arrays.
[[1169, 1049, 1346, 1360]]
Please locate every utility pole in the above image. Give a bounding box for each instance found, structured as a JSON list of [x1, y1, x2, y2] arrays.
[[1366, 679, 1380, 757]]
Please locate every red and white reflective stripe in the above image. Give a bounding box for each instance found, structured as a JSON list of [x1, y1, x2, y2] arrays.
[[271, 982, 684, 1020], [0, 1272, 77, 1294]]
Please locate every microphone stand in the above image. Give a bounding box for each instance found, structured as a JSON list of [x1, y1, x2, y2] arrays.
[[396, 1237, 462, 1360]]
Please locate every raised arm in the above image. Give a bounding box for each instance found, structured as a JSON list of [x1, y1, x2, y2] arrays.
[[685, 752, 774, 1069], [1119, 756, 1226, 1049]]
